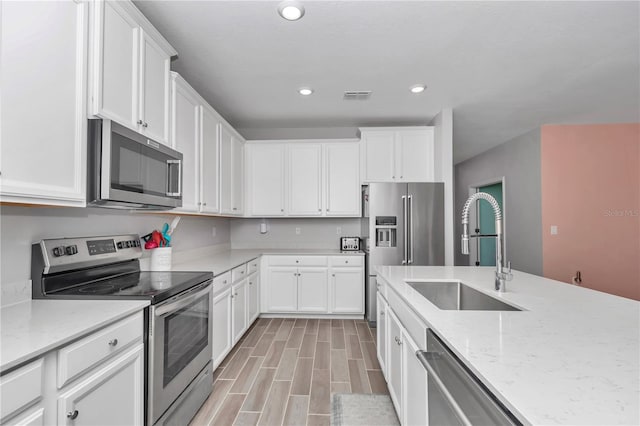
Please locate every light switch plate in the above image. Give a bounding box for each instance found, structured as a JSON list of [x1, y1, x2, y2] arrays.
[[550, 225, 558, 235]]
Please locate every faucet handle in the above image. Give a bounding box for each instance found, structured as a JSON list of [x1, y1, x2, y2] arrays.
[[505, 261, 513, 280]]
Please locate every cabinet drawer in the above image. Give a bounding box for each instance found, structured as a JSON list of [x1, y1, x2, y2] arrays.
[[387, 287, 427, 349], [0, 359, 43, 422], [3, 406, 44, 426], [57, 312, 143, 388], [213, 271, 232, 293], [231, 264, 247, 282], [268, 256, 327, 267], [247, 258, 260, 275], [329, 256, 363, 267]]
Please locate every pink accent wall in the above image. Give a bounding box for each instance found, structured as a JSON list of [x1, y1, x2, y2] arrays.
[[541, 124, 640, 300]]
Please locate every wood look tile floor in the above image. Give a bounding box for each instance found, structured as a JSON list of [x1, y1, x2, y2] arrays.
[[190, 318, 388, 426]]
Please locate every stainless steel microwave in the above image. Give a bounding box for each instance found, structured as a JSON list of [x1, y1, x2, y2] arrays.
[[88, 119, 182, 210]]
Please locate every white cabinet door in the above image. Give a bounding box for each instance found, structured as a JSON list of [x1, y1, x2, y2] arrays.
[[297, 268, 328, 313], [325, 143, 361, 216], [200, 106, 220, 213], [247, 144, 285, 216], [362, 131, 395, 182], [387, 309, 403, 420], [376, 293, 388, 375], [288, 144, 323, 216], [219, 125, 233, 215], [330, 268, 364, 314], [231, 137, 245, 215], [57, 344, 143, 426], [266, 268, 298, 312], [212, 288, 232, 368], [170, 74, 200, 212], [403, 330, 427, 426], [139, 30, 170, 144], [0, 0, 88, 207], [247, 273, 260, 324], [93, 0, 138, 129], [232, 280, 248, 344], [396, 128, 434, 182]]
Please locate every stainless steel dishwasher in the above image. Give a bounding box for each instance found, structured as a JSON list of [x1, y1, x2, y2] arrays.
[[416, 330, 521, 426]]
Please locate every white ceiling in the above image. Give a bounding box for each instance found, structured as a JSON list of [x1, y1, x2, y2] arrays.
[[135, 1, 640, 163]]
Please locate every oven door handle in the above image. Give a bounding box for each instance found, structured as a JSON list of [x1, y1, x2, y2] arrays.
[[154, 283, 211, 317]]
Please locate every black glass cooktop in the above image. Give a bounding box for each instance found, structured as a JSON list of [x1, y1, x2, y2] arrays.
[[49, 271, 213, 304]]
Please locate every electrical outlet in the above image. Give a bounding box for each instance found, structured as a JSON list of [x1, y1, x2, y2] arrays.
[[336, 226, 342, 235], [295, 227, 301, 235], [550, 225, 558, 235], [211, 226, 217, 237]]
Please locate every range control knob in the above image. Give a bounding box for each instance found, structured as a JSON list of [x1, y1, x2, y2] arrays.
[[65, 245, 78, 255], [52, 246, 65, 257]]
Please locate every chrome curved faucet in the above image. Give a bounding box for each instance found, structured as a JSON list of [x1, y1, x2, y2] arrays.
[[461, 192, 512, 292]]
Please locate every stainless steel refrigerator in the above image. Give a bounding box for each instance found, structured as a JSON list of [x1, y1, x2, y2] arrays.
[[364, 183, 445, 324]]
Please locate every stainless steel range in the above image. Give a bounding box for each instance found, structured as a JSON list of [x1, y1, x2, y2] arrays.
[[31, 234, 213, 426]]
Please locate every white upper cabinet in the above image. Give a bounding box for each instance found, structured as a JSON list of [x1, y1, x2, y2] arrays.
[[244, 140, 360, 218], [170, 73, 200, 212], [288, 144, 323, 216], [246, 144, 286, 216], [89, 0, 176, 145], [396, 128, 435, 181], [220, 124, 245, 216], [200, 106, 221, 214], [0, 0, 88, 207], [325, 142, 361, 216], [138, 30, 170, 143], [360, 127, 435, 182], [361, 131, 395, 181]]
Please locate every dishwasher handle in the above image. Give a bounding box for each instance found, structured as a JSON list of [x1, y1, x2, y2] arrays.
[[416, 351, 473, 426]]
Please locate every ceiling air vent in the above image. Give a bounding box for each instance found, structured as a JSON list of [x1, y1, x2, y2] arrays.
[[343, 91, 372, 101]]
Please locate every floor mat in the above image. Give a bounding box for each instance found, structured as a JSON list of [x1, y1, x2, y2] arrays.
[[331, 393, 400, 426]]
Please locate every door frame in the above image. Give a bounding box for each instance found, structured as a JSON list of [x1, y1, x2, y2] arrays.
[[466, 177, 506, 266]]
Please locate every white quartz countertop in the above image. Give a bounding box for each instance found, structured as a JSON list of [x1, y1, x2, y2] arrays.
[[376, 265, 640, 425], [0, 299, 149, 373], [172, 248, 364, 276]]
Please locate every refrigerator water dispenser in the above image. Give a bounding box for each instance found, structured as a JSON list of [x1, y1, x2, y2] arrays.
[[375, 216, 397, 247]]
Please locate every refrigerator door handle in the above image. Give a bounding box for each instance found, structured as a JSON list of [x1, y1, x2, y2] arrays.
[[402, 195, 408, 264], [408, 194, 413, 264]]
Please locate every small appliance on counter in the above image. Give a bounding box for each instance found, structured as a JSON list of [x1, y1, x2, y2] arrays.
[[31, 234, 213, 426], [340, 237, 361, 251]]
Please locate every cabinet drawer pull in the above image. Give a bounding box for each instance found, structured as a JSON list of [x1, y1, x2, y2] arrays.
[[143, 122, 148, 128], [137, 119, 143, 125], [345, 260, 349, 264], [67, 410, 79, 420], [108, 339, 118, 347], [332, 273, 336, 277]]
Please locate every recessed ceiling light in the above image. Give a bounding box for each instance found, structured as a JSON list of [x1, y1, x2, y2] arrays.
[[410, 84, 426, 94], [298, 87, 313, 96], [278, 1, 305, 21]]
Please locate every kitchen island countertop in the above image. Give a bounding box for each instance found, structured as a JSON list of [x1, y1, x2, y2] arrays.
[[376, 265, 639, 425]]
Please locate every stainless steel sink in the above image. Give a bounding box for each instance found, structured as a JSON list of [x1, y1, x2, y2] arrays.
[[407, 281, 521, 311]]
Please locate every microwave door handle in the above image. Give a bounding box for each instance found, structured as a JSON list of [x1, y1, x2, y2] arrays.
[[166, 159, 182, 197]]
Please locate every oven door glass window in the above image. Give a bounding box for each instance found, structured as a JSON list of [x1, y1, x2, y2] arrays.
[[163, 294, 209, 386]]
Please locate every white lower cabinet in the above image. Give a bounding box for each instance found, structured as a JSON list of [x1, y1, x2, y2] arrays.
[[297, 268, 329, 312], [387, 309, 404, 417], [57, 344, 144, 426], [266, 267, 298, 312], [378, 280, 430, 426], [376, 293, 388, 373], [402, 330, 428, 426], [263, 255, 364, 315], [330, 268, 364, 314], [231, 280, 248, 344], [0, 312, 144, 426], [247, 272, 260, 324], [212, 287, 232, 368]]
